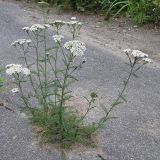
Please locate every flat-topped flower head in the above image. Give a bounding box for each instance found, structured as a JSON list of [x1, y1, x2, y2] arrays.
[[11, 39, 31, 46], [53, 34, 64, 43], [6, 64, 23, 75], [30, 24, 45, 31], [22, 24, 50, 32], [67, 21, 83, 26], [50, 20, 66, 28], [123, 48, 152, 65], [6, 64, 31, 76], [64, 40, 86, 56], [131, 50, 148, 58]]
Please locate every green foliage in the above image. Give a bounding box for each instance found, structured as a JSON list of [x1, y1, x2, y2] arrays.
[[128, 0, 160, 24], [104, 0, 128, 20], [27, 105, 96, 149], [39, 0, 160, 24]]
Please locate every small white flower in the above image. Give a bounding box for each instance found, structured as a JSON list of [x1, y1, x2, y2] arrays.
[[71, 17, 76, 20], [53, 34, 64, 43], [22, 27, 30, 32], [142, 58, 152, 63], [64, 40, 86, 56], [11, 39, 32, 46], [6, 68, 14, 75], [6, 64, 15, 69], [11, 88, 19, 93], [22, 68, 30, 76], [124, 48, 131, 54], [6, 64, 23, 75]]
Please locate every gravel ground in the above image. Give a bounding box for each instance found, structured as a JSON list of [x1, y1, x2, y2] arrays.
[[0, 1, 160, 160]]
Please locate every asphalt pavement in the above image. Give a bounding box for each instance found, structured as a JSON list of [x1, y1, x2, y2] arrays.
[[0, 1, 160, 160]]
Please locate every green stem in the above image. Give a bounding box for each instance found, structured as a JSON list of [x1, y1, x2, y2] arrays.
[[109, 65, 134, 113], [74, 98, 94, 138], [59, 54, 73, 145], [35, 32, 47, 110], [54, 46, 58, 106], [43, 29, 48, 109], [95, 62, 136, 131]]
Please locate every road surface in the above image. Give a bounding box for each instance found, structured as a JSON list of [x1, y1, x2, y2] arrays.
[[0, 1, 160, 160]]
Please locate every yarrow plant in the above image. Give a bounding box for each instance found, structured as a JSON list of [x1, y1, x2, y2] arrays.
[[6, 11, 152, 151]]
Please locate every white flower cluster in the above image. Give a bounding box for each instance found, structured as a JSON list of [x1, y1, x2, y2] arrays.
[[64, 40, 86, 56], [21, 18, 83, 33], [131, 50, 148, 58], [53, 34, 64, 43], [6, 64, 30, 76], [50, 20, 66, 28], [66, 17, 83, 26], [51, 20, 66, 25], [22, 24, 50, 32], [124, 49, 152, 63], [49, 18, 83, 28], [11, 39, 32, 46], [6, 64, 23, 75]]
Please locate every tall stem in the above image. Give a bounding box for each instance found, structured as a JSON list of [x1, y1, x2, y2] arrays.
[[35, 32, 47, 110], [43, 29, 48, 109], [108, 65, 134, 114], [59, 54, 72, 145], [54, 46, 58, 106], [95, 63, 135, 131]]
